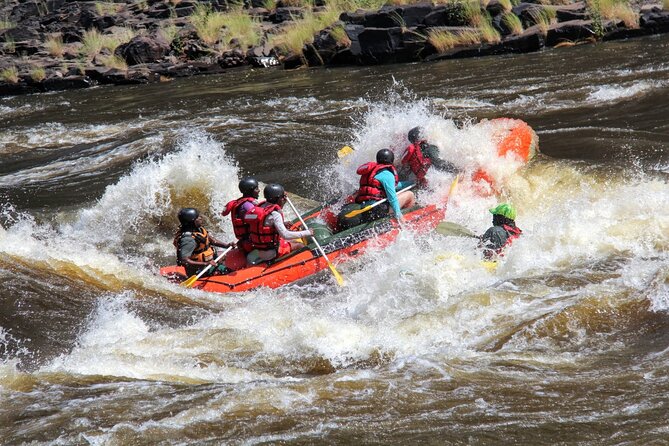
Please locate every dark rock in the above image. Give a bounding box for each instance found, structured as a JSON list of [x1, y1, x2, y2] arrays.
[[357, 27, 403, 63], [486, 0, 509, 18], [330, 47, 357, 65], [424, 4, 470, 27], [1, 26, 40, 41], [115, 36, 170, 65], [43, 75, 94, 91], [397, 3, 433, 27], [545, 20, 595, 46], [640, 10, 669, 33], [344, 24, 365, 56], [283, 54, 303, 69], [270, 7, 305, 23], [10, 2, 40, 22], [339, 11, 366, 25], [603, 26, 653, 40], [512, 3, 545, 28], [552, 2, 588, 22], [361, 10, 400, 28], [247, 42, 275, 58], [501, 27, 545, 53]]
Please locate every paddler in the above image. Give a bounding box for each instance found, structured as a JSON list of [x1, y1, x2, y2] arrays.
[[399, 126, 457, 187], [244, 183, 313, 264], [221, 176, 260, 254], [351, 148, 415, 224], [174, 208, 235, 277], [479, 203, 522, 260]]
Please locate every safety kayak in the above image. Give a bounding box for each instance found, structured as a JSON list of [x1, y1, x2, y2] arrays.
[[160, 202, 445, 293]]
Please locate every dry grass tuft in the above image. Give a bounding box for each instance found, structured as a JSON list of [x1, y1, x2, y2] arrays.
[[30, 67, 46, 82], [502, 12, 523, 35], [45, 33, 65, 57], [81, 27, 135, 59], [0, 66, 19, 83]]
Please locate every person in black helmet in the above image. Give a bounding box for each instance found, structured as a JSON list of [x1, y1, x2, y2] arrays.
[[173, 208, 235, 277], [221, 177, 260, 253], [400, 126, 456, 187], [351, 148, 415, 223], [244, 184, 314, 263]]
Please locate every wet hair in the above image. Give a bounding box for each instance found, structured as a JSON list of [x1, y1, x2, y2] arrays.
[[493, 214, 515, 227]]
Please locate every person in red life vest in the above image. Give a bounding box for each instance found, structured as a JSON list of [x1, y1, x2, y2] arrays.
[[221, 177, 260, 254], [244, 183, 314, 264], [479, 203, 522, 260], [355, 149, 415, 223], [174, 208, 235, 277], [399, 126, 457, 187]]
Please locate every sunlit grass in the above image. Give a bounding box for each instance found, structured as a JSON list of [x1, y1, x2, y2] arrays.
[[99, 55, 128, 70], [329, 24, 351, 47], [502, 12, 523, 35], [95, 0, 121, 15], [0, 66, 19, 83], [30, 67, 46, 82], [529, 8, 555, 35], [45, 33, 64, 57], [427, 28, 481, 52], [497, 0, 512, 13], [80, 27, 135, 59], [3, 35, 15, 53], [219, 8, 262, 50], [479, 15, 501, 43], [270, 2, 347, 57], [598, 0, 639, 28], [462, 0, 484, 26], [157, 23, 179, 44], [664, 0, 669, 10], [191, 4, 228, 45], [0, 18, 15, 29]]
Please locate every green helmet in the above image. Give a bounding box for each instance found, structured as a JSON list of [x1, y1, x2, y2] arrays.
[[489, 203, 517, 220]]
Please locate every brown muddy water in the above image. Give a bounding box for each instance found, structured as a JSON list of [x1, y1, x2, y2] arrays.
[[1, 34, 668, 445]]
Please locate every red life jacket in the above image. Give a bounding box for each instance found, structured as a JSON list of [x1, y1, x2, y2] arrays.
[[222, 196, 256, 240], [355, 162, 398, 203], [401, 140, 431, 186], [244, 201, 283, 250], [501, 224, 522, 249]]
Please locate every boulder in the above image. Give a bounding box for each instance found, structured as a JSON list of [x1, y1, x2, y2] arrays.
[[545, 20, 595, 46], [424, 4, 470, 27], [397, 4, 433, 27], [357, 27, 403, 63], [501, 27, 545, 53], [43, 75, 94, 91], [115, 36, 170, 65], [270, 7, 305, 23], [640, 10, 669, 33]]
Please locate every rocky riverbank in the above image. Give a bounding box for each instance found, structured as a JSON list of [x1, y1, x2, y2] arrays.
[[0, 0, 668, 96]]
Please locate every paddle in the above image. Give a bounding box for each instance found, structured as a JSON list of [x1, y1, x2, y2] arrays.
[[435, 221, 479, 238], [285, 196, 345, 286], [181, 246, 233, 288], [337, 145, 354, 158], [344, 184, 415, 218]]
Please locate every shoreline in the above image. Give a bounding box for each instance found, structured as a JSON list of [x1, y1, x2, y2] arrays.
[[1, 0, 668, 97]]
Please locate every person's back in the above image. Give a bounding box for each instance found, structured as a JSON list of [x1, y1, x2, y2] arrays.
[[174, 208, 233, 276], [400, 126, 457, 186], [222, 177, 260, 253], [480, 203, 522, 260], [244, 184, 312, 263]]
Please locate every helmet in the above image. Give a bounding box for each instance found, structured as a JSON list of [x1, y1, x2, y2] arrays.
[[376, 148, 394, 165], [178, 207, 199, 225], [239, 177, 259, 196], [264, 183, 285, 203], [408, 126, 423, 143], [489, 203, 517, 220]]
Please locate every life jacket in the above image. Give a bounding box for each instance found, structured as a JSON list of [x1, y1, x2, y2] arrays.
[[401, 140, 431, 186], [222, 196, 256, 240], [355, 162, 398, 203], [173, 227, 215, 264], [501, 224, 522, 249], [244, 201, 283, 250]]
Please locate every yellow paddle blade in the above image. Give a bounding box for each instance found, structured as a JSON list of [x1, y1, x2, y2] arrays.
[[344, 204, 372, 218], [180, 274, 198, 288], [448, 174, 460, 197], [337, 145, 354, 158], [328, 261, 345, 286]]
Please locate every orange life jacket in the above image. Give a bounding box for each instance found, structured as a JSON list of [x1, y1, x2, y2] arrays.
[[244, 201, 283, 250], [174, 227, 215, 264], [355, 162, 398, 203], [401, 140, 431, 186], [222, 196, 256, 240]]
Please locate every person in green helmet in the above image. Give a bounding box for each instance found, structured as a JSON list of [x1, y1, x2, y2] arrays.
[[479, 203, 522, 260]]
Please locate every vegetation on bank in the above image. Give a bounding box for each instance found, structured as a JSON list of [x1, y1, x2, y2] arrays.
[[0, 0, 666, 89]]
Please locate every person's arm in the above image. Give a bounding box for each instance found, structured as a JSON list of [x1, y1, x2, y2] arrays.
[[208, 233, 235, 248], [423, 143, 457, 173], [375, 170, 402, 219], [268, 212, 312, 240], [179, 236, 218, 268], [397, 180, 413, 189]]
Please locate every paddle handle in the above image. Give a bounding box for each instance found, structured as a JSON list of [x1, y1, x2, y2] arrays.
[[193, 246, 233, 281]]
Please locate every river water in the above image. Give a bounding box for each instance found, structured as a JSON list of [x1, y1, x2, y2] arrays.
[[1, 34, 668, 445]]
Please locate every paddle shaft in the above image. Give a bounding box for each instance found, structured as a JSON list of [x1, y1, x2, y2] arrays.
[[186, 246, 233, 284], [285, 197, 341, 279], [345, 184, 415, 218]]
